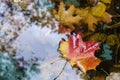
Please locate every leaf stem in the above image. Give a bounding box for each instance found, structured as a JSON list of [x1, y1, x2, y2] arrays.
[[50, 58, 64, 64], [115, 44, 120, 65], [112, 15, 120, 17], [54, 61, 68, 80], [100, 68, 109, 76], [107, 22, 120, 29]]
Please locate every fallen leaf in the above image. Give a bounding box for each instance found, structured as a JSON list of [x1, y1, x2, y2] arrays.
[[101, 0, 111, 4], [102, 12, 112, 23], [100, 44, 112, 60], [91, 76, 105, 80], [76, 2, 112, 31], [91, 2, 106, 17], [53, 2, 112, 32], [58, 34, 101, 73], [53, 2, 82, 30]]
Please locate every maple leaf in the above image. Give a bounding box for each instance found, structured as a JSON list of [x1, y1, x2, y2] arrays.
[[58, 34, 101, 73], [53, 2, 82, 29], [102, 12, 112, 23], [76, 2, 112, 31], [101, 0, 111, 4], [91, 2, 106, 17], [76, 7, 101, 31]]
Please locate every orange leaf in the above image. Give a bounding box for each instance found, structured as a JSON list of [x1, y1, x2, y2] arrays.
[[77, 58, 101, 73], [58, 34, 101, 73]]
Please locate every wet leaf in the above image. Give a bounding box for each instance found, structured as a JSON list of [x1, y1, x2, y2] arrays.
[[102, 12, 112, 23], [91, 2, 106, 17], [106, 35, 119, 46], [64, 0, 80, 7], [58, 34, 101, 73], [76, 4, 112, 31], [101, 0, 111, 4], [90, 33, 107, 42], [91, 76, 105, 80], [100, 44, 112, 60], [76, 7, 101, 31], [53, 2, 82, 30]]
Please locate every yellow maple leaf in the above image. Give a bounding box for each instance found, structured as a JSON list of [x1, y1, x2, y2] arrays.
[[76, 8, 101, 31], [53, 2, 112, 32], [53, 2, 82, 29], [84, 13, 101, 31], [91, 2, 106, 17], [102, 12, 112, 23], [76, 2, 112, 31], [101, 0, 111, 4]]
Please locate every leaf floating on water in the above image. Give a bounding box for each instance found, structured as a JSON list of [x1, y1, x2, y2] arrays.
[[58, 34, 101, 73]]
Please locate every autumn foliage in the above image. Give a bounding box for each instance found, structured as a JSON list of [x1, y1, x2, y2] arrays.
[[58, 34, 101, 73], [53, 2, 112, 31]]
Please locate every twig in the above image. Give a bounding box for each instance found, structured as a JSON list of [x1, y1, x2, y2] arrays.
[[107, 22, 120, 29], [54, 61, 68, 80], [50, 58, 64, 64], [115, 44, 120, 65], [112, 15, 120, 17], [101, 68, 109, 76]]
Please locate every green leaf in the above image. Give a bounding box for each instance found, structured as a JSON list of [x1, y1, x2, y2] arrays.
[[106, 35, 119, 46], [0, 52, 39, 80], [36, 0, 54, 10], [64, 0, 80, 6], [100, 44, 112, 60]]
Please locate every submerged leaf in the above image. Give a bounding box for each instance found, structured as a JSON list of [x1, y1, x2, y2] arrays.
[[58, 34, 101, 73], [100, 44, 112, 60], [64, 0, 80, 7], [89, 33, 107, 42], [106, 35, 119, 46]]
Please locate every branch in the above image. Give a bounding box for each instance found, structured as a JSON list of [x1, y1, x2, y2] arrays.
[[101, 68, 109, 76], [107, 22, 120, 29], [54, 61, 68, 80], [112, 15, 120, 17]]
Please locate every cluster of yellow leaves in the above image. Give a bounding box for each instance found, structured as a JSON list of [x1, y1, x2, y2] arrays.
[[53, 1, 112, 31], [90, 33, 120, 46]]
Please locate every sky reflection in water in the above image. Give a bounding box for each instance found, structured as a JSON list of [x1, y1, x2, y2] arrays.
[[14, 25, 83, 80]]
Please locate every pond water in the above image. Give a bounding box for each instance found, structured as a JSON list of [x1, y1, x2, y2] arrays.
[[14, 25, 83, 80]]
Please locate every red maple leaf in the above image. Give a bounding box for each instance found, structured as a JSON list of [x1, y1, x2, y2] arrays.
[[58, 34, 101, 73]]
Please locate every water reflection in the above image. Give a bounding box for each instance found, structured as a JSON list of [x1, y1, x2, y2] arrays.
[[15, 25, 82, 80]]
